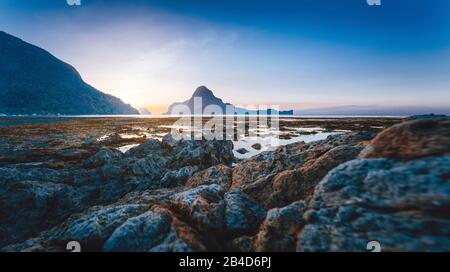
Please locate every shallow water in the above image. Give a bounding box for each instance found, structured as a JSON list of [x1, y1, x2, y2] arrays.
[[117, 144, 140, 153], [232, 131, 342, 159], [111, 123, 346, 160], [0, 116, 402, 165]]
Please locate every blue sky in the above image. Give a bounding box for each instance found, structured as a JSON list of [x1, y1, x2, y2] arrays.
[[0, 0, 449, 113]]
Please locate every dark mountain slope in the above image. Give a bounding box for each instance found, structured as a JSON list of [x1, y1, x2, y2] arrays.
[[0, 31, 139, 115]]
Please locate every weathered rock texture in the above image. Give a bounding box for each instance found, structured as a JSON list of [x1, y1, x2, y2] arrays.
[[185, 165, 233, 189], [250, 116, 450, 252], [359, 116, 450, 160], [1, 116, 449, 252], [231, 132, 375, 209], [0, 136, 234, 248], [298, 157, 450, 252]]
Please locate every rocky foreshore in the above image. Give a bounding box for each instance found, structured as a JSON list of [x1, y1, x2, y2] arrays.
[[0, 116, 449, 252]]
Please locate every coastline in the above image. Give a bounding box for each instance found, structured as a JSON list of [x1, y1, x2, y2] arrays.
[[1, 115, 448, 251]]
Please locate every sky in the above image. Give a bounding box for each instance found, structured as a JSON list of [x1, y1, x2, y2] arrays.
[[0, 0, 449, 114]]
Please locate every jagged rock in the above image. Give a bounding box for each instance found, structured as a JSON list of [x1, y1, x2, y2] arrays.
[[359, 116, 450, 161], [104, 207, 207, 252], [185, 165, 233, 189], [4, 115, 449, 253], [2, 204, 146, 252], [113, 188, 181, 208], [233, 142, 365, 209], [0, 165, 66, 184], [162, 133, 180, 148], [169, 139, 234, 169], [1, 186, 185, 252], [100, 162, 126, 180], [298, 157, 450, 252], [236, 148, 249, 155], [0, 164, 143, 248], [160, 166, 199, 187], [126, 139, 164, 158], [252, 143, 262, 150], [224, 189, 266, 233], [84, 148, 123, 168], [0, 180, 75, 248], [168, 185, 265, 234], [47, 204, 144, 250], [232, 132, 375, 190], [232, 236, 255, 252], [0, 133, 234, 249], [169, 185, 226, 230], [254, 201, 306, 252], [129, 135, 234, 171], [129, 155, 167, 180]]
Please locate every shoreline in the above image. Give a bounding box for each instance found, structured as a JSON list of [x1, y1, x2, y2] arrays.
[[0, 115, 448, 252]]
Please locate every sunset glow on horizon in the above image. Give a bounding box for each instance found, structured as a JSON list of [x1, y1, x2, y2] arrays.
[[1, 0, 449, 114]]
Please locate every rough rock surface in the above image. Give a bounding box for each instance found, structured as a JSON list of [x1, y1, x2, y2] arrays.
[[1, 116, 449, 252], [169, 184, 226, 230], [185, 165, 233, 189], [46, 205, 145, 251], [224, 189, 266, 233], [0, 135, 234, 248], [160, 166, 199, 187], [245, 117, 450, 252], [252, 143, 262, 150], [254, 201, 306, 252], [2, 204, 145, 252], [83, 147, 123, 168], [167, 137, 234, 169], [359, 116, 450, 161], [168, 185, 266, 234], [232, 132, 372, 209], [0, 179, 76, 247], [298, 157, 450, 252], [232, 132, 375, 190], [236, 148, 249, 155], [104, 207, 207, 252]]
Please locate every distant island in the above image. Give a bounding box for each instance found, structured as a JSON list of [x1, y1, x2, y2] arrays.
[[0, 31, 139, 115], [166, 86, 294, 116], [138, 107, 152, 115]]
